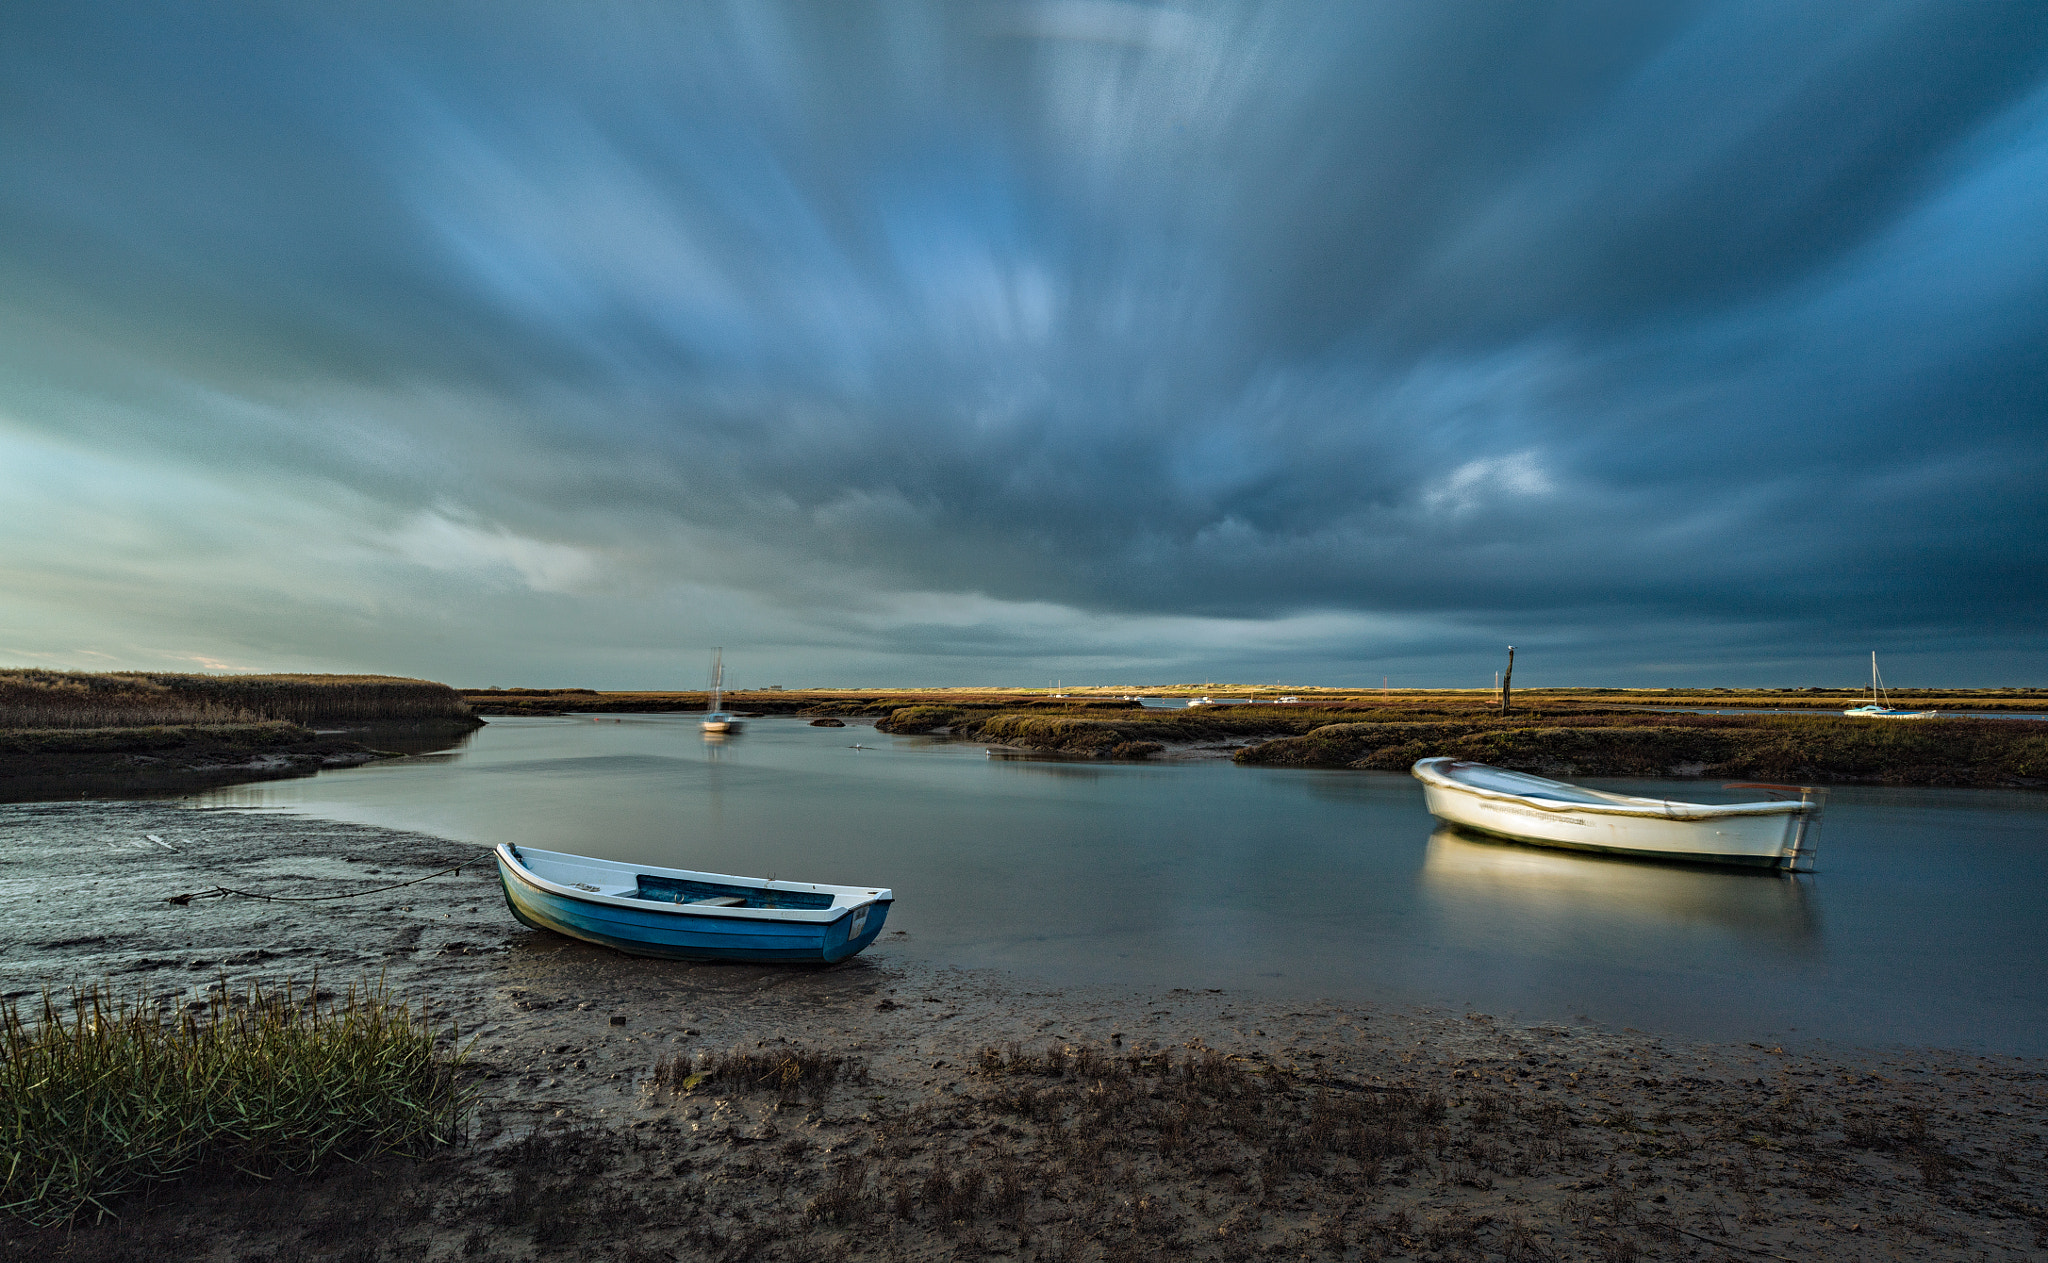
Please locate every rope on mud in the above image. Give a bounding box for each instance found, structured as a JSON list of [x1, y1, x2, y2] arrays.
[[166, 852, 497, 906]]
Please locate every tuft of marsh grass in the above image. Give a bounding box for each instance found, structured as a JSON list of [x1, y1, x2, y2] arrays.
[[0, 978, 470, 1226]]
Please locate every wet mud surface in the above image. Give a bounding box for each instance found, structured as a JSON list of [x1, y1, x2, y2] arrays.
[[0, 722, 480, 804], [0, 739, 390, 805], [2, 802, 2045, 1260]]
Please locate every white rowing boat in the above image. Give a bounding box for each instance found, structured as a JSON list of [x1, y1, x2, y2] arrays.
[[1412, 758, 1821, 870]]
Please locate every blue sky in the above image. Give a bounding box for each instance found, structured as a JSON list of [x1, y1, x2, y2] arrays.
[[3, 2, 2045, 689]]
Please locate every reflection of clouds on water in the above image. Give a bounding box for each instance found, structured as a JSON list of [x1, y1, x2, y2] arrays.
[[476, 754, 692, 776], [1420, 826, 1821, 955], [985, 756, 1180, 781]]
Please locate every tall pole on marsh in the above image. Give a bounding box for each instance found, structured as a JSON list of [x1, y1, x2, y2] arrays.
[[1500, 646, 1515, 718]]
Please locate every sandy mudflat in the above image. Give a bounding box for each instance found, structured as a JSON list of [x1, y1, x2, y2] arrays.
[[2, 802, 2043, 1261]]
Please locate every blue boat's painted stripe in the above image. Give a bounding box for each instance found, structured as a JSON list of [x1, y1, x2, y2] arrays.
[[496, 853, 890, 963]]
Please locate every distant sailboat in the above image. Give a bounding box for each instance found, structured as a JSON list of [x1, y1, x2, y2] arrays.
[[1842, 652, 1935, 719], [701, 647, 741, 733]]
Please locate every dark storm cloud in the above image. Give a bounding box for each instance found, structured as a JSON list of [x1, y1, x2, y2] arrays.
[[2, 1, 2045, 682]]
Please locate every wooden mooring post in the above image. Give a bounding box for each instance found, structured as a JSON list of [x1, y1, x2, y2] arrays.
[[1499, 646, 1514, 717]]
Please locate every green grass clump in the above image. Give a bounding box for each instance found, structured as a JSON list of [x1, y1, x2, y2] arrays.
[[0, 979, 469, 1226]]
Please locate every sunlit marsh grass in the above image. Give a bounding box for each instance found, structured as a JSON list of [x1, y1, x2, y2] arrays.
[[0, 669, 474, 730], [0, 978, 470, 1226]]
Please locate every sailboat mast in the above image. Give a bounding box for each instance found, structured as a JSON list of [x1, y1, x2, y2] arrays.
[[710, 647, 723, 713]]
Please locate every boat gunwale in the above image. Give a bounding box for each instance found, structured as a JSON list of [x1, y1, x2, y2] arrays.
[[495, 844, 890, 924], [1412, 758, 1813, 821]]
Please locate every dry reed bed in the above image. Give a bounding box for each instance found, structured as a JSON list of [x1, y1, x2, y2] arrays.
[[0, 670, 473, 730], [0, 979, 469, 1227], [0, 722, 310, 756]]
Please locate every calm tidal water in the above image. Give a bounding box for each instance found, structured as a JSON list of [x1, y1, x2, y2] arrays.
[[190, 716, 2048, 1054]]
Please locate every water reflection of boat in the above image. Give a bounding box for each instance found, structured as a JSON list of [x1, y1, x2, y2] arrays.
[[1420, 826, 1820, 946], [1413, 758, 1820, 870]]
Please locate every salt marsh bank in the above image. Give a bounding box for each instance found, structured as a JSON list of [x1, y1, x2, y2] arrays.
[[3, 800, 2046, 1261]]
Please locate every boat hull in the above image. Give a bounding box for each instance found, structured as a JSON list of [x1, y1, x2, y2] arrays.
[[496, 853, 889, 964], [1414, 760, 1813, 869]]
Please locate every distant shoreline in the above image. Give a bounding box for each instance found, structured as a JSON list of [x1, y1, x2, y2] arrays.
[[464, 683, 2048, 714], [2, 672, 2041, 803], [470, 688, 2048, 791]]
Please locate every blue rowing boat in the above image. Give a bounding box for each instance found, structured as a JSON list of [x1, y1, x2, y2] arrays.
[[494, 843, 892, 963]]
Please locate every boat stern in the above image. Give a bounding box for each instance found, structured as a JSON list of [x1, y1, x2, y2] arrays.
[[825, 895, 893, 962]]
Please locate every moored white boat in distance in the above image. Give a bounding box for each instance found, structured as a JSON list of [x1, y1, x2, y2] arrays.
[[701, 647, 741, 734], [1412, 758, 1821, 870], [1843, 651, 1935, 718], [495, 844, 891, 963]]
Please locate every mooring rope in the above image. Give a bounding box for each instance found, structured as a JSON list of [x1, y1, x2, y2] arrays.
[[166, 852, 497, 906]]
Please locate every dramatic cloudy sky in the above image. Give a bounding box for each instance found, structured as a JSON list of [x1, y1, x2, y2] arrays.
[[3, 2, 2045, 688]]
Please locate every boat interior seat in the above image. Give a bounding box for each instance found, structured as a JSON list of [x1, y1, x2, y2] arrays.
[[687, 895, 748, 907]]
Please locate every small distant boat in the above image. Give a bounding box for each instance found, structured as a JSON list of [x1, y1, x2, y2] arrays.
[[1843, 652, 1935, 718], [1413, 758, 1821, 870], [701, 647, 741, 733], [494, 844, 892, 963]]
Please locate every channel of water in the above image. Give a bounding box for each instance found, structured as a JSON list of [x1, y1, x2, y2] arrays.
[[190, 714, 2048, 1054]]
